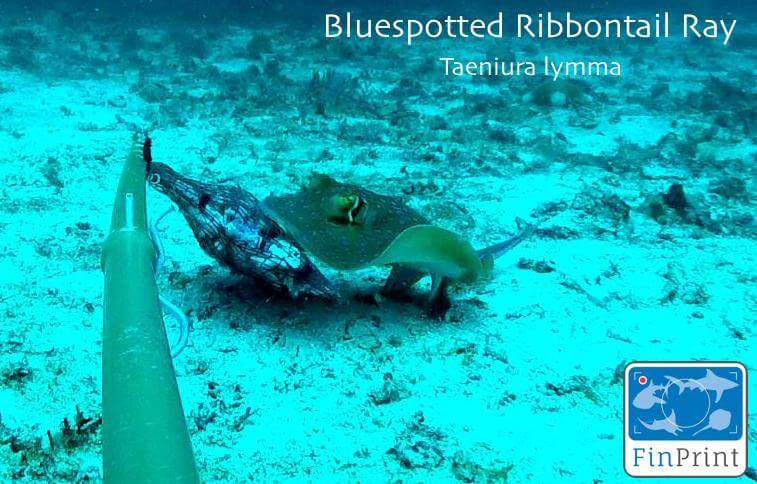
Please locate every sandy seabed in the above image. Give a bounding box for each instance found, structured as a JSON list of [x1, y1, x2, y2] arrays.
[[0, 9, 754, 482]]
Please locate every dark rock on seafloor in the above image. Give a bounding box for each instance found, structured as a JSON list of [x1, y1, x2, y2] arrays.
[[662, 183, 688, 213]]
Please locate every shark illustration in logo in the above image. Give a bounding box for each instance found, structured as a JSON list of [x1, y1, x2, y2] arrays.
[[632, 380, 666, 409], [639, 410, 682, 436], [666, 369, 738, 402]]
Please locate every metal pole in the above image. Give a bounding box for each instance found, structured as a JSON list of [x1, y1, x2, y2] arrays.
[[101, 141, 199, 483]]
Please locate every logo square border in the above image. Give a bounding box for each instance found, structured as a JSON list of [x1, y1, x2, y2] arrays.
[[623, 360, 748, 479]]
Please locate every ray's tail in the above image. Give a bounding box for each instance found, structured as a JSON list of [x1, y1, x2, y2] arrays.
[[477, 222, 535, 259], [475, 222, 535, 276]]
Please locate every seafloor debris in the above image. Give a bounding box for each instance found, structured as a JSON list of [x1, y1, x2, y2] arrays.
[[517, 257, 556, 273], [387, 412, 446, 470], [304, 69, 379, 117], [693, 77, 751, 113], [131, 77, 172, 104], [1, 407, 101, 480], [46, 406, 101, 452], [568, 105, 600, 129], [41, 157, 64, 191], [368, 373, 409, 406], [1, 358, 32, 388], [544, 375, 604, 404], [189, 381, 256, 439], [451, 450, 514, 483], [534, 225, 581, 240], [708, 175, 750, 201], [659, 262, 710, 306], [572, 190, 631, 229], [643, 183, 722, 233]]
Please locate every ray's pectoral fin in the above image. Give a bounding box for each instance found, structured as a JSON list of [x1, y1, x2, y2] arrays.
[[371, 225, 481, 317], [382, 265, 426, 296], [426, 275, 451, 319]]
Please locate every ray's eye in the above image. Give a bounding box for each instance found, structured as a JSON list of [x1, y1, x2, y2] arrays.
[[199, 193, 211, 211], [147, 173, 161, 185]]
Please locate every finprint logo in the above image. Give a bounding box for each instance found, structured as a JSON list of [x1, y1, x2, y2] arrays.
[[624, 362, 747, 477]]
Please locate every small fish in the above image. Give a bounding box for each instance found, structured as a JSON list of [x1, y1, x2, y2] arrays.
[[639, 410, 681, 436], [632, 379, 666, 410], [147, 161, 335, 299]]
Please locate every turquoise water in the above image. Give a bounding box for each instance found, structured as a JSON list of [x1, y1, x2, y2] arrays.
[[0, 1, 754, 482]]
